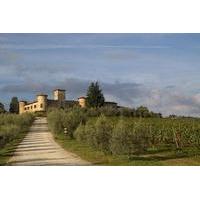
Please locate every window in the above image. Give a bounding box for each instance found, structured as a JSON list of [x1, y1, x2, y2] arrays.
[[40, 104, 43, 108], [34, 105, 37, 108], [24, 108, 26, 110], [31, 106, 33, 109]]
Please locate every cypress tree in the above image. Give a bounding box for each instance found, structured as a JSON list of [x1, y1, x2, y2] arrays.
[[9, 97, 19, 114], [86, 82, 105, 108]]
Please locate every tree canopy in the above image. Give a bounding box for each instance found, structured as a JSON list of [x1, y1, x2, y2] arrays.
[[9, 97, 19, 114], [86, 82, 105, 108], [0, 102, 5, 113]]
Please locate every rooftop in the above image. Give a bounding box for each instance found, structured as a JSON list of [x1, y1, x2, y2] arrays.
[[53, 89, 66, 92], [37, 93, 48, 97], [78, 96, 86, 99]]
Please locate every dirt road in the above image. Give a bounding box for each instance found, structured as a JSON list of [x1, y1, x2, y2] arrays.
[[8, 117, 90, 166]]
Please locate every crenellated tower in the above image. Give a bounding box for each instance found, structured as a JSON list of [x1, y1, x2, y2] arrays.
[[36, 94, 48, 112], [53, 89, 66, 102]]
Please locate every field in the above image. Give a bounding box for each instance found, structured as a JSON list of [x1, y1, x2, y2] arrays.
[[47, 107, 200, 165], [0, 113, 34, 165]]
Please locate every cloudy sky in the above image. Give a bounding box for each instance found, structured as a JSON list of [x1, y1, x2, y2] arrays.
[[0, 33, 200, 116]]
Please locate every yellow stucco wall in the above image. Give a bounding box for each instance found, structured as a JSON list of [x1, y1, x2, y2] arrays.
[[53, 90, 65, 101], [78, 97, 86, 108], [19, 89, 87, 114], [19, 95, 47, 114]]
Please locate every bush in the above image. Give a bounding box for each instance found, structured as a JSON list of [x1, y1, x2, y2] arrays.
[[0, 113, 34, 148], [47, 109, 65, 135], [119, 108, 135, 117], [111, 119, 150, 156], [74, 124, 86, 142], [93, 115, 113, 153], [84, 121, 97, 147], [0, 125, 20, 147], [74, 120, 96, 146], [74, 115, 113, 153], [111, 119, 135, 156], [47, 107, 87, 138], [99, 106, 120, 117], [86, 107, 100, 117]]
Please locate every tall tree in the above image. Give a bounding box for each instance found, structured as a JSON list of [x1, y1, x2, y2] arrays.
[[86, 82, 105, 108], [9, 97, 19, 114], [0, 102, 5, 113]]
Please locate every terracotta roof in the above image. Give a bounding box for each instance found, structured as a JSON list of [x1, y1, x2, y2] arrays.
[[53, 89, 66, 92], [78, 96, 86, 99], [37, 93, 48, 96]]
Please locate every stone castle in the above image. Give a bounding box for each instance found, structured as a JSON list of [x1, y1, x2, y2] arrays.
[[19, 89, 117, 114]]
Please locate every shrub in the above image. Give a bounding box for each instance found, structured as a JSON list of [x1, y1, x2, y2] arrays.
[[84, 121, 97, 147], [74, 124, 86, 142], [111, 119, 135, 156], [47, 109, 65, 135], [47, 107, 87, 138], [74, 115, 113, 153], [0, 125, 20, 147], [86, 107, 100, 117], [119, 108, 134, 117], [94, 115, 113, 153], [63, 109, 87, 138], [99, 106, 120, 117], [74, 120, 96, 144], [0, 113, 34, 148], [111, 119, 150, 156]]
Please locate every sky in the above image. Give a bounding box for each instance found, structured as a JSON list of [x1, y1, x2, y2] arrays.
[[0, 33, 200, 116]]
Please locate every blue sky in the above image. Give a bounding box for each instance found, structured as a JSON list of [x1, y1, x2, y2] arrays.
[[0, 33, 200, 116]]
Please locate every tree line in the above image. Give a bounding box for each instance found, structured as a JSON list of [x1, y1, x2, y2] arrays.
[[85, 81, 162, 118]]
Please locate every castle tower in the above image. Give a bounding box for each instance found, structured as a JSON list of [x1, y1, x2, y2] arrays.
[[19, 101, 26, 114], [53, 89, 66, 102], [36, 94, 48, 112], [78, 96, 86, 108]]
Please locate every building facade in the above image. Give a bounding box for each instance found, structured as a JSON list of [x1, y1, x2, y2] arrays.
[[19, 89, 117, 114]]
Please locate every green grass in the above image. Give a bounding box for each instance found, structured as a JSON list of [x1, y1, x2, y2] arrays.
[[54, 133, 200, 166], [0, 131, 27, 165]]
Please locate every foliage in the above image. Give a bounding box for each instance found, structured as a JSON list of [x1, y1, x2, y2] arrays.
[[84, 106, 160, 118], [111, 119, 134, 155], [47, 107, 200, 157], [86, 82, 105, 108], [47, 107, 86, 138], [47, 109, 65, 135], [119, 107, 135, 117], [0, 102, 6, 113], [0, 113, 34, 148], [98, 106, 120, 117], [136, 106, 150, 117], [93, 115, 113, 153], [9, 97, 19, 114]]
